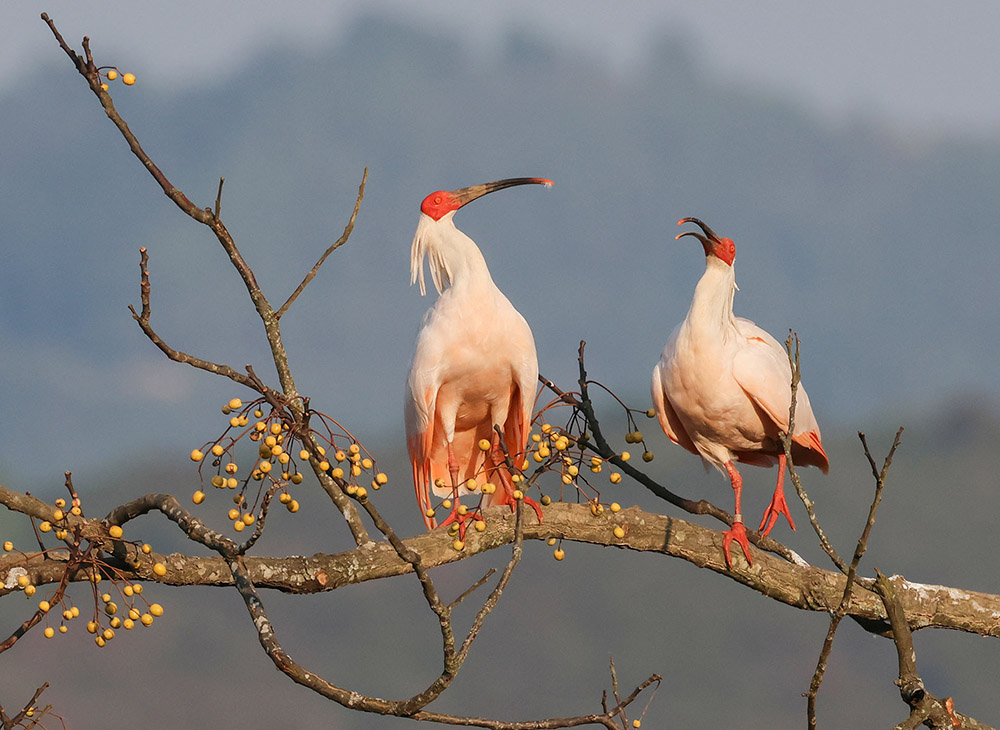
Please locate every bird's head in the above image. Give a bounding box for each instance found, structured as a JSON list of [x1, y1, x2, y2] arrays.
[[419, 177, 553, 221], [412, 177, 553, 295], [676, 217, 736, 267]]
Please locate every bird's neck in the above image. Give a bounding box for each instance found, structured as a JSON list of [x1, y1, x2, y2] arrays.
[[683, 256, 737, 339], [412, 214, 496, 295]]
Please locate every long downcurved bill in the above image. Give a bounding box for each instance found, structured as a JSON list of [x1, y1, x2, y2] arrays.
[[450, 177, 553, 208]]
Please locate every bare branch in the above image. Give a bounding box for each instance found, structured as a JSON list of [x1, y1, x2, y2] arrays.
[[129, 248, 262, 390], [277, 168, 368, 319]]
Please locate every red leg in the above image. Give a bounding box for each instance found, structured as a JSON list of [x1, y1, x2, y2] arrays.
[[489, 433, 543, 523], [723, 461, 752, 568], [758, 453, 796, 536]]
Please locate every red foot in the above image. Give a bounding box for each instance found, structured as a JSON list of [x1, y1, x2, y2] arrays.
[[494, 490, 545, 523], [436, 503, 483, 541], [722, 521, 753, 568], [758, 488, 797, 536]]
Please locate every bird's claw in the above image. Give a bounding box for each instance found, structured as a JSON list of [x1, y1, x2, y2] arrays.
[[436, 503, 482, 540], [758, 488, 796, 536], [722, 521, 753, 568]]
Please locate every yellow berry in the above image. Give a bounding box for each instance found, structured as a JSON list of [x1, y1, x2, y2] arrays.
[[361, 458, 373, 469], [613, 526, 626, 539], [142, 544, 152, 554], [287, 500, 300, 513], [512, 489, 524, 500], [87, 621, 99, 633], [259, 461, 272, 474], [105, 602, 118, 616], [59, 625, 68, 634], [561, 474, 573, 485], [107, 69, 118, 80], [242, 513, 255, 526], [319, 460, 331, 471], [621, 451, 631, 462], [547, 537, 557, 546], [149, 603, 164, 617], [153, 563, 167, 576], [227, 478, 239, 489], [39, 521, 51, 533], [466, 478, 478, 491], [425, 508, 436, 519], [192, 491, 206, 505], [590, 502, 604, 516], [532, 433, 542, 442], [95, 636, 106, 647], [39, 600, 51, 613], [610, 502, 622, 513], [101, 593, 112, 603], [233, 520, 245, 532], [141, 613, 154, 626], [52, 509, 64, 521], [567, 465, 579, 477], [633, 721, 641, 729], [290, 472, 304, 484], [228, 508, 240, 521], [123, 618, 135, 630], [452, 540, 465, 551], [55, 529, 68, 540], [553, 548, 565, 561], [24, 585, 36, 597], [2, 541, 12, 552], [100, 82, 109, 91], [279, 493, 292, 504], [610, 472, 622, 484], [442, 499, 452, 509], [375, 472, 388, 485], [457, 504, 468, 516], [642, 451, 654, 462], [225, 462, 238, 474], [541, 423, 552, 434], [475, 520, 486, 532], [540, 495, 552, 506], [109, 617, 121, 628], [63, 609, 73, 620], [122, 73, 136, 85], [44, 626, 55, 638], [190, 449, 204, 462], [108, 525, 123, 539], [350, 464, 362, 477], [211, 444, 225, 457], [478, 439, 491, 451], [71, 506, 82, 516], [510, 474, 522, 483], [103, 628, 115, 640], [229, 398, 243, 410], [132, 584, 143, 594]]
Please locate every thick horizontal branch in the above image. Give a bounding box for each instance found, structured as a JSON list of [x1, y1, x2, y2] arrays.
[[3, 485, 998, 637]]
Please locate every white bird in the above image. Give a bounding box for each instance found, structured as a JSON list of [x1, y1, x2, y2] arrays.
[[651, 217, 829, 567], [406, 177, 551, 534]]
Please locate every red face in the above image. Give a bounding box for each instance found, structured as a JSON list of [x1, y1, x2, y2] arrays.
[[420, 191, 462, 221], [711, 237, 736, 266]]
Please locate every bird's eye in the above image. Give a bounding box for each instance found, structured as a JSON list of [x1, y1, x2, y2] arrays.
[[434, 196, 442, 204]]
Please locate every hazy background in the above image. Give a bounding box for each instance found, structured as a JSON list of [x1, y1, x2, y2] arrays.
[[2, 2, 999, 728]]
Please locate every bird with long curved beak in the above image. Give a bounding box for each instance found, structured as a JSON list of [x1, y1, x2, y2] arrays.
[[651, 217, 829, 567], [406, 177, 552, 538]]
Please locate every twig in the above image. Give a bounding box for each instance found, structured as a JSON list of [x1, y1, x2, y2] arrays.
[[129, 248, 261, 390], [782, 333, 846, 572], [804, 427, 900, 728], [277, 168, 367, 319]]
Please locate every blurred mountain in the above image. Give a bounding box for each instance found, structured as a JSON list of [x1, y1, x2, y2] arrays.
[[2, 14, 1000, 729]]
